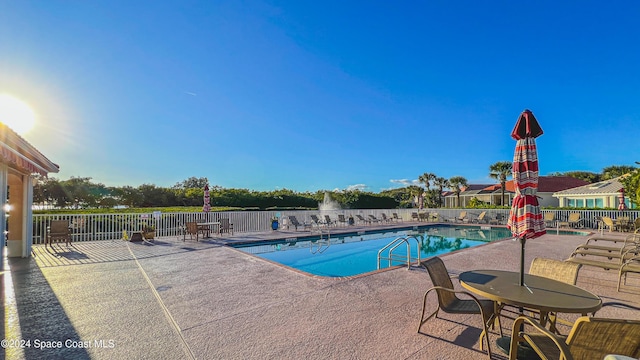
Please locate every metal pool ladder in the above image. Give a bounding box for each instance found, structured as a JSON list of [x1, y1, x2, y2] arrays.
[[377, 236, 421, 270], [310, 229, 330, 254]]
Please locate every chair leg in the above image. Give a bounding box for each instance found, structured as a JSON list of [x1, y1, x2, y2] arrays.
[[417, 289, 439, 332]]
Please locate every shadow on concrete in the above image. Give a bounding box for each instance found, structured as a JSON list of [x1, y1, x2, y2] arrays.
[[5, 257, 90, 359]]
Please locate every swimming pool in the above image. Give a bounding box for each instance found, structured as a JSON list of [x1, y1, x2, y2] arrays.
[[232, 225, 519, 277]]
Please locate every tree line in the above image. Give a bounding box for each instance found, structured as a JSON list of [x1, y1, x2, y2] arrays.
[[31, 164, 638, 211]]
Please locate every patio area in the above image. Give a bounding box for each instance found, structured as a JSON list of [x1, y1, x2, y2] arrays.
[[3, 225, 639, 359]]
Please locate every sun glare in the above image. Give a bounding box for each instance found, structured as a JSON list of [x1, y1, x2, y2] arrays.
[[0, 94, 36, 135]]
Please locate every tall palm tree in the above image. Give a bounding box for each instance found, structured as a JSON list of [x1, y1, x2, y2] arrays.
[[418, 172, 436, 208], [489, 161, 512, 206], [433, 177, 449, 207], [448, 176, 467, 207]]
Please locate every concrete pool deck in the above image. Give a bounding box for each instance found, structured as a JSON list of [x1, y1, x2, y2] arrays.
[[3, 223, 640, 359]]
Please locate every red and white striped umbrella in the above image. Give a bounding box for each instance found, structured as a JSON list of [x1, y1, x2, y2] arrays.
[[202, 184, 211, 213], [506, 109, 546, 286], [618, 188, 627, 211]]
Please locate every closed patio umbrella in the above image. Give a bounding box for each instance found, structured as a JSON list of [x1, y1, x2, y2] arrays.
[[618, 188, 627, 211], [507, 109, 546, 287], [203, 184, 211, 213]]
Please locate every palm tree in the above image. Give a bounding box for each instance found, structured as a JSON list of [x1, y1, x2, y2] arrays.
[[448, 176, 468, 207], [418, 172, 436, 208], [489, 161, 512, 206], [433, 177, 449, 207]]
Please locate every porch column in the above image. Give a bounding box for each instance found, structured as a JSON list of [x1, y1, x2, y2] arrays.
[[23, 175, 33, 257]]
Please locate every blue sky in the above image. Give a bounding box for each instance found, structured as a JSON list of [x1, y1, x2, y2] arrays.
[[1, 1, 639, 192]]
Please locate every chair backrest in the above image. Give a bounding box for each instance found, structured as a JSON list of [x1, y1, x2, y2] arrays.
[[566, 317, 640, 359], [544, 212, 555, 221], [49, 220, 70, 234], [381, 214, 389, 220], [421, 257, 457, 309], [568, 213, 581, 222], [310, 215, 320, 223], [634, 217, 640, 230], [356, 215, 365, 220], [393, 213, 400, 219], [186, 222, 199, 234], [477, 211, 486, 220], [338, 214, 346, 222], [324, 215, 332, 223], [459, 211, 467, 218], [529, 258, 581, 285], [220, 218, 231, 229], [289, 216, 301, 225], [602, 216, 614, 227]]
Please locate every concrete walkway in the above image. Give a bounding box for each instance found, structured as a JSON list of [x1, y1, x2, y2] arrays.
[[2, 224, 639, 359]]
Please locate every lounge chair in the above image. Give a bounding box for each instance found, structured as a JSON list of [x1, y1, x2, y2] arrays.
[[310, 215, 326, 227], [618, 251, 640, 291], [337, 214, 349, 226], [355, 214, 370, 225], [418, 257, 498, 359], [288, 216, 311, 231], [472, 211, 487, 224], [455, 211, 467, 223], [368, 214, 382, 224], [392, 213, 403, 222], [47, 220, 72, 247], [380, 213, 391, 223], [411, 212, 420, 222], [185, 221, 207, 241], [429, 212, 440, 222], [489, 213, 505, 225], [324, 215, 335, 227], [219, 218, 234, 235], [508, 315, 640, 360], [559, 213, 584, 228], [543, 212, 555, 227]]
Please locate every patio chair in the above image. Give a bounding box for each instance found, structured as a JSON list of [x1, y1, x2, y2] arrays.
[[411, 212, 420, 222], [219, 218, 234, 235], [185, 221, 207, 241], [496, 258, 582, 334], [601, 216, 616, 232], [47, 220, 72, 247], [634, 218, 640, 232], [508, 315, 640, 360], [380, 213, 391, 223], [392, 213, 403, 222], [455, 211, 467, 223], [337, 214, 349, 226], [418, 257, 499, 359], [288, 216, 311, 231], [543, 212, 555, 227]]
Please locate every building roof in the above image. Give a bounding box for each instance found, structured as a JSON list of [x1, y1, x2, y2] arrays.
[[0, 122, 59, 176], [503, 176, 590, 193], [553, 176, 625, 196]]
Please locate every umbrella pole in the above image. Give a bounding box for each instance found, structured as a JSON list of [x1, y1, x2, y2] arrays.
[[520, 236, 525, 286]]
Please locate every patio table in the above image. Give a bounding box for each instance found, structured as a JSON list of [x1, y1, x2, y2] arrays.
[[197, 221, 221, 238], [459, 269, 602, 356]]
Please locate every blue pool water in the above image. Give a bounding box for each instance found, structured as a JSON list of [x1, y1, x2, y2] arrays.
[[232, 225, 589, 277]]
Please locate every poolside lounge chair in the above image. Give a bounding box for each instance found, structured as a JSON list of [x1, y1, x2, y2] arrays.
[[288, 216, 311, 231], [411, 212, 420, 222], [310, 215, 326, 227], [324, 215, 335, 227], [543, 212, 555, 227], [618, 251, 640, 291], [455, 211, 467, 223], [559, 213, 584, 228], [337, 214, 349, 226], [508, 315, 640, 360], [392, 213, 403, 222], [219, 218, 234, 235], [472, 211, 487, 224], [185, 221, 207, 241], [355, 214, 370, 225], [380, 213, 391, 223], [368, 214, 382, 224], [47, 220, 72, 247], [418, 257, 498, 359]]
